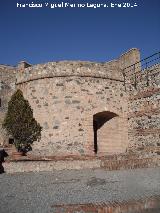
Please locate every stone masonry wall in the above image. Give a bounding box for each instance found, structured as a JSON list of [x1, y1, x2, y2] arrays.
[[3, 48, 157, 158], [0, 65, 16, 146], [16, 61, 128, 156], [127, 64, 160, 156]]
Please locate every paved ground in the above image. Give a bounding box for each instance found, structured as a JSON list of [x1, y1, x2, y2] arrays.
[[0, 167, 160, 213]]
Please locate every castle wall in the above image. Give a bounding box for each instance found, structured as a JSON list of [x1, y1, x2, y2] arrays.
[[0, 65, 16, 146], [16, 61, 128, 156], [127, 64, 160, 156], [2, 48, 159, 158], [119, 48, 141, 70]]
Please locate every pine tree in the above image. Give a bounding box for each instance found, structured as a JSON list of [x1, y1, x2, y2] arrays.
[[2, 89, 42, 153]]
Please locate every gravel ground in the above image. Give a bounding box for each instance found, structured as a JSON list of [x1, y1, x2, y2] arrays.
[[0, 167, 160, 213]]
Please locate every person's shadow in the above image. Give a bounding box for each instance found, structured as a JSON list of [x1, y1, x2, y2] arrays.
[[0, 149, 8, 174]]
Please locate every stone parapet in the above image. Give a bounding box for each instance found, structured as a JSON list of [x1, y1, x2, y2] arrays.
[[16, 60, 123, 85]]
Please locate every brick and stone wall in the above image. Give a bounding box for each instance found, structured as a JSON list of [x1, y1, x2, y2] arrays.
[[3, 154, 160, 173], [127, 64, 160, 156]]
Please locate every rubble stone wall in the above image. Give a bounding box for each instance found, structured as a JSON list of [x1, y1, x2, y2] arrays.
[[127, 64, 160, 155], [1, 48, 159, 158], [0, 65, 16, 146], [16, 60, 128, 156]]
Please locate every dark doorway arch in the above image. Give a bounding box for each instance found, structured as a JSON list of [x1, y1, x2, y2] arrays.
[[93, 111, 118, 154], [9, 138, 14, 145]]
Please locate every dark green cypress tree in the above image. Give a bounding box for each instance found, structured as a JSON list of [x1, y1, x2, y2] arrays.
[[2, 89, 42, 153]]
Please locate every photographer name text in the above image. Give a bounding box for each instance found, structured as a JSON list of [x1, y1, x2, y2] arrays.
[[17, 2, 138, 9]]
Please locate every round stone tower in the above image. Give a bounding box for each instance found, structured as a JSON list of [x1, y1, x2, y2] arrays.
[[16, 56, 130, 156]]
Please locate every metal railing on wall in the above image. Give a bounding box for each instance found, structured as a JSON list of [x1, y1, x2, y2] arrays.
[[123, 51, 160, 90]]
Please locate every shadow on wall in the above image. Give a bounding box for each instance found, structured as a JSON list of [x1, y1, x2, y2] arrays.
[[93, 111, 118, 154]]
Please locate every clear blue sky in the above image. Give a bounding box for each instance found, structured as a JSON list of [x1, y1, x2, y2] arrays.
[[0, 0, 160, 65]]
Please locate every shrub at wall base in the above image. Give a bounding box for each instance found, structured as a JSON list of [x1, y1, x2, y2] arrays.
[[2, 89, 42, 155]]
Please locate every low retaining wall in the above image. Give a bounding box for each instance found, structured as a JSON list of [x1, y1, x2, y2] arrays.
[[3, 155, 160, 173], [101, 157, 160, 170], [53, 196, 160, 213], [3, 159, 101, 173]]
